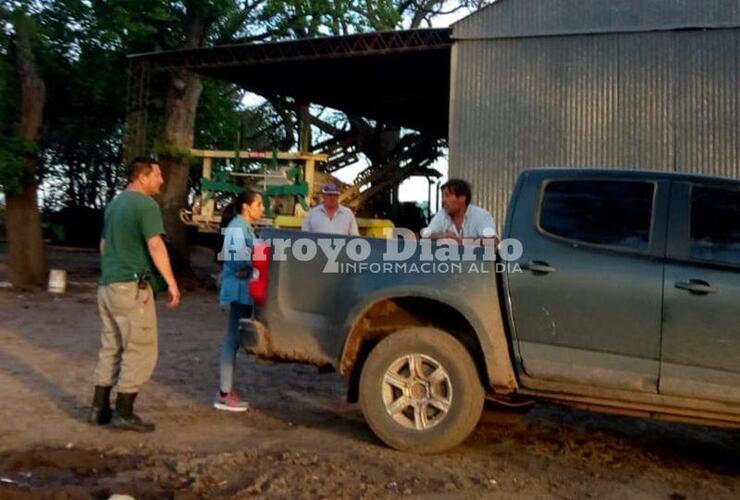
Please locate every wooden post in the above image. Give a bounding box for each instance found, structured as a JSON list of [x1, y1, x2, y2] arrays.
[[202, 156, 214, 218], [305, 159, 315, 205], [298, 103, 311, 152]]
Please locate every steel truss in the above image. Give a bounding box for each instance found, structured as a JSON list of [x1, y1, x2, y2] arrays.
[[128, 29, 451, 71]]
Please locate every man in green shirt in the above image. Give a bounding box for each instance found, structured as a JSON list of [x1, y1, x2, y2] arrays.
[[89, 156, 180, 432]]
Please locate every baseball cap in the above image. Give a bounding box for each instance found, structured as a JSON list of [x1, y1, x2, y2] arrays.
[[321, 182, 340, 195]]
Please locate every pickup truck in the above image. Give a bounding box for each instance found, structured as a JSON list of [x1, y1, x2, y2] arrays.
[[241, 168, 740, 453]]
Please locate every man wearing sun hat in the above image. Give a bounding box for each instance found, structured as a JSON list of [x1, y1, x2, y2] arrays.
[[301, 182, 360, 236]]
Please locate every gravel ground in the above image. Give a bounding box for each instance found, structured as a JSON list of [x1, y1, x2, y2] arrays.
[[0, 248, 739, 499]]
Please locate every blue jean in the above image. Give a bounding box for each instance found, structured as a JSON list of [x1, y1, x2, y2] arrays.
[[219, 303, 253, 393]]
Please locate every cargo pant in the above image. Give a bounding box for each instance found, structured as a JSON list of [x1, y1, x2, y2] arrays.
[[94, 282, 158, 393]]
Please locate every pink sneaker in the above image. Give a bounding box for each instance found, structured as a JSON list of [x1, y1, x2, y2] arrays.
[[214, 391, 249, 412]]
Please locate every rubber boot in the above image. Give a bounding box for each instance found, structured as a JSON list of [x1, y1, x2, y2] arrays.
[[110, 392, 155, 433], [88, 385, 113, 425]]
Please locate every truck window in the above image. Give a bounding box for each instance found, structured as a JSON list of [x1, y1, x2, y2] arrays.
[[539, 180, 654, 252], [690, 185, 740, 266]]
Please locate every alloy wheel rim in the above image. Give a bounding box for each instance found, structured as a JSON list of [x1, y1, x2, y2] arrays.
[[381, 353, 453, 430]]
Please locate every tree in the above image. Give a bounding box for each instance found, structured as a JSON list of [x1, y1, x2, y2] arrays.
[[0, 8, 47, 288], [27, 1, 269, 209], [156, 0, 271, 273]]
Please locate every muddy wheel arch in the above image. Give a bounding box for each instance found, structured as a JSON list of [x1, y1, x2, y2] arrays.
[[339, 291, 518, 402]]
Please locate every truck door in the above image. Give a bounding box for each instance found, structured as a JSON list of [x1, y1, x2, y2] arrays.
[[660, 182, 740, 403], [506, 174, 669, 393]]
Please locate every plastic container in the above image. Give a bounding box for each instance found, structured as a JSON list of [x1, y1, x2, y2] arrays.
[[48, 269, 67, 294]]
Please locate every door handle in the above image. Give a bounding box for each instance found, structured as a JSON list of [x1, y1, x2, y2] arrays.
[[521, 260, 556, 275], [675, 279, 717, 295]]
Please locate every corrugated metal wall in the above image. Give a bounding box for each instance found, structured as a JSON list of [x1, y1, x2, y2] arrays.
[[448, 29, 740, 226], [675, 30, 740, 178], [454, 0, 740, 39]]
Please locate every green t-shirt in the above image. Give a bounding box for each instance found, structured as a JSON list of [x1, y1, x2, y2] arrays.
[[100, 190, 166, 287]]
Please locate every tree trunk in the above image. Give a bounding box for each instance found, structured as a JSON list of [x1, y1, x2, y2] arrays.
[[157, 69, 202, 273], [156, 10, 209, 273], [6, 183, 46, 288], [6, 14, 47, 289]]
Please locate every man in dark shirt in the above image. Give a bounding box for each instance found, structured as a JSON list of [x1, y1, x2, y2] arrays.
[[89, 157, 180, 432]]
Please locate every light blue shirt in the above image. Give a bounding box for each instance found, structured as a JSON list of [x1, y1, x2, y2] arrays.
[[424, 204, 497, 239], [301, 204, 360, 236], [219, 215, 256, 307]]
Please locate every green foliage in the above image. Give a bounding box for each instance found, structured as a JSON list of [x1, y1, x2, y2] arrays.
[[260, 0, 393, 37], [88, 0, 178, 51], [0, 16, 20, 138], [0, 12, 34, 196], [154, 141, 196, 162], [362, 0, 403, 31], [196, 79, 247, 150], [0, 136, 37, 194]]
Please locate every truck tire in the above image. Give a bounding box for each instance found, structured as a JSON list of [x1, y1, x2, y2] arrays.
[[359, 327, 485, 453]]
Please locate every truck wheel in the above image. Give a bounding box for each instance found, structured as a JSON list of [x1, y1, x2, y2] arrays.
[[359, 327, 485, 453]]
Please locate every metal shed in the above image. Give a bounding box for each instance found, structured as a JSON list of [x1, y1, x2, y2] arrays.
[[448, 0, 740, 226], [127, 29, 452, 147]]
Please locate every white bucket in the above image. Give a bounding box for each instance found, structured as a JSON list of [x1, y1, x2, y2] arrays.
[[48, 269, 67, 294]]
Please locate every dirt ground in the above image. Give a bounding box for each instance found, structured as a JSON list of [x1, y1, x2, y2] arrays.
[[1, 248, 740, 499]]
